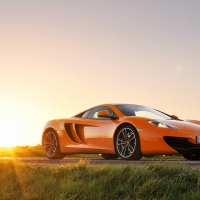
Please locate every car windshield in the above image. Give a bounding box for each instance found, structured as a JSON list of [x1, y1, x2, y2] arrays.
[[116, 104, 172, 120]]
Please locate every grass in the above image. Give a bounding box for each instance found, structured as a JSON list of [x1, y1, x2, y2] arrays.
[[0, 160, 199, 200], [0, 146, 45, 157], [0, 145, 185, 160], [0, 146, 99, 158]]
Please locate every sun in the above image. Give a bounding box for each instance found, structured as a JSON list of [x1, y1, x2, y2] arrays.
[[0, 98, 28, 147], [0, 96, 41, 147], [0, 115, 24, 147]]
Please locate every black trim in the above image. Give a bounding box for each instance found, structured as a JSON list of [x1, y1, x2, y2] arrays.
[[163, 136, 200, 154]]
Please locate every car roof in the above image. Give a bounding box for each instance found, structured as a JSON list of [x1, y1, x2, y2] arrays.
[[112, 104, 149, 109]]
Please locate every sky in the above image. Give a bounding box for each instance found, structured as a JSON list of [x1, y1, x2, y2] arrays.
[[1, 1, 200, 146]]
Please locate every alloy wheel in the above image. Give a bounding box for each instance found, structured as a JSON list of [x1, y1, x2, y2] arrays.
[[116, 128, 136, 159], [44, 131, 57, 157]]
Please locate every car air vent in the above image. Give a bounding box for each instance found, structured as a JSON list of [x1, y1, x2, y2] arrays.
[[64, 123, 77, 143]]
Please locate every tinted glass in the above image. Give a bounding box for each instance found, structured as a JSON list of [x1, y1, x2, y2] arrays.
[[116, 104, 171, 120], [82, 110, 92, 118]]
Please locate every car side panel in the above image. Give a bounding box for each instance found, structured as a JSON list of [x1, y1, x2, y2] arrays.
[[81, 118, 118, 151], [43, 118, 118, 154]]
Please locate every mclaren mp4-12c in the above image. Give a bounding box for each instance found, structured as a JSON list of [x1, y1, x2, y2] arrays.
[[42, 104, 200, 160]]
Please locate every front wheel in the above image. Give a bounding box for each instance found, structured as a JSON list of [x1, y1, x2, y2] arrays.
[[43, 130, 65, 159], [182, 154, 200, 161], [115, 125, 143, 160]]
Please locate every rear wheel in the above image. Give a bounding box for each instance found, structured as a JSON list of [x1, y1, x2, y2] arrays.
[[101, 154, 119, 160], [43, 130, 65, 159], [115, 125, 143, 160], [182, 154, 200, 161]]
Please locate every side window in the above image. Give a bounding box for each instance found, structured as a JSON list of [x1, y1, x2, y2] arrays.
[[88, 106, 116, 120], [82, 110, 92, 118]]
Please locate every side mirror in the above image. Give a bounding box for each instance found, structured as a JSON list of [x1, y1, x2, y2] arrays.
[[171, 115, 179, 120], [97, 110, 109, 117], [97, 110, 118, 119]]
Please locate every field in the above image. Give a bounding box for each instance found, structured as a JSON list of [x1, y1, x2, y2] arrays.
[[0, 146, 198, 200], [0, 146, 99, 158], [0, 160, 199, 200], [0, 145, 45, 157], [0, 145, 184, 160]]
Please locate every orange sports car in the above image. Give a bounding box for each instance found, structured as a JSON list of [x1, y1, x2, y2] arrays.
[[42, 104, 200, 160]]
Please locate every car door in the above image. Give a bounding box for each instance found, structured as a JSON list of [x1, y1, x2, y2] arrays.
[[82, 106, 118, 152]]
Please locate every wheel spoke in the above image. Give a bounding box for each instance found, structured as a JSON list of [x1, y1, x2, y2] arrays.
[[52, 135, 56, 143], [47, 133, 52, 142], [128, 133, 135, 142], [128, 144, 134, 154], [44, 135, 50, 143], [50, 134, 55, 144], [46, 146, 52, 157], [51, 145, 56, 152], [121, 144, 128, 157], [122, 129, 127, 141], [117, 139, 126, 145], [44, 144, 52, 148]]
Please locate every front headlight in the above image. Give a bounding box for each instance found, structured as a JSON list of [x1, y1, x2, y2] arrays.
[[148, 121, 178, 130]]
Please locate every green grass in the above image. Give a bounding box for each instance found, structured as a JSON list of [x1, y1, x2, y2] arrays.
[[0, 160, 199, 200]]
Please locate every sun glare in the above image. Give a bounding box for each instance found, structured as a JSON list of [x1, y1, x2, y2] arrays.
[[0, 96, 41, 147], [0, 119, 22, 147]]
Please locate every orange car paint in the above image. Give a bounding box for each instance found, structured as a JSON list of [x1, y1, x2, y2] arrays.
[[42, 104, 200, 156]]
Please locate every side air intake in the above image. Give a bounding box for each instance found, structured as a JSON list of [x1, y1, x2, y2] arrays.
[[64, 123, 85, 144], [163, 136, 200, 154]]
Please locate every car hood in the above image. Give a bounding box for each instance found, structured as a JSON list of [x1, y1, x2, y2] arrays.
[[160, 120, 200, 131], [184, 119, 200, 126]]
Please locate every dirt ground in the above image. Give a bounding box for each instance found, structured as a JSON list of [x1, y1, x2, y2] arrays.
[[1, 157, 200, 169]]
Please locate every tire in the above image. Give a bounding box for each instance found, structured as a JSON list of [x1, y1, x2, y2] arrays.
[[101, 154, 119, 160], [115, 125, 143, 160], [43, 130, 66, 159], [182, 154, 200, 161]]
